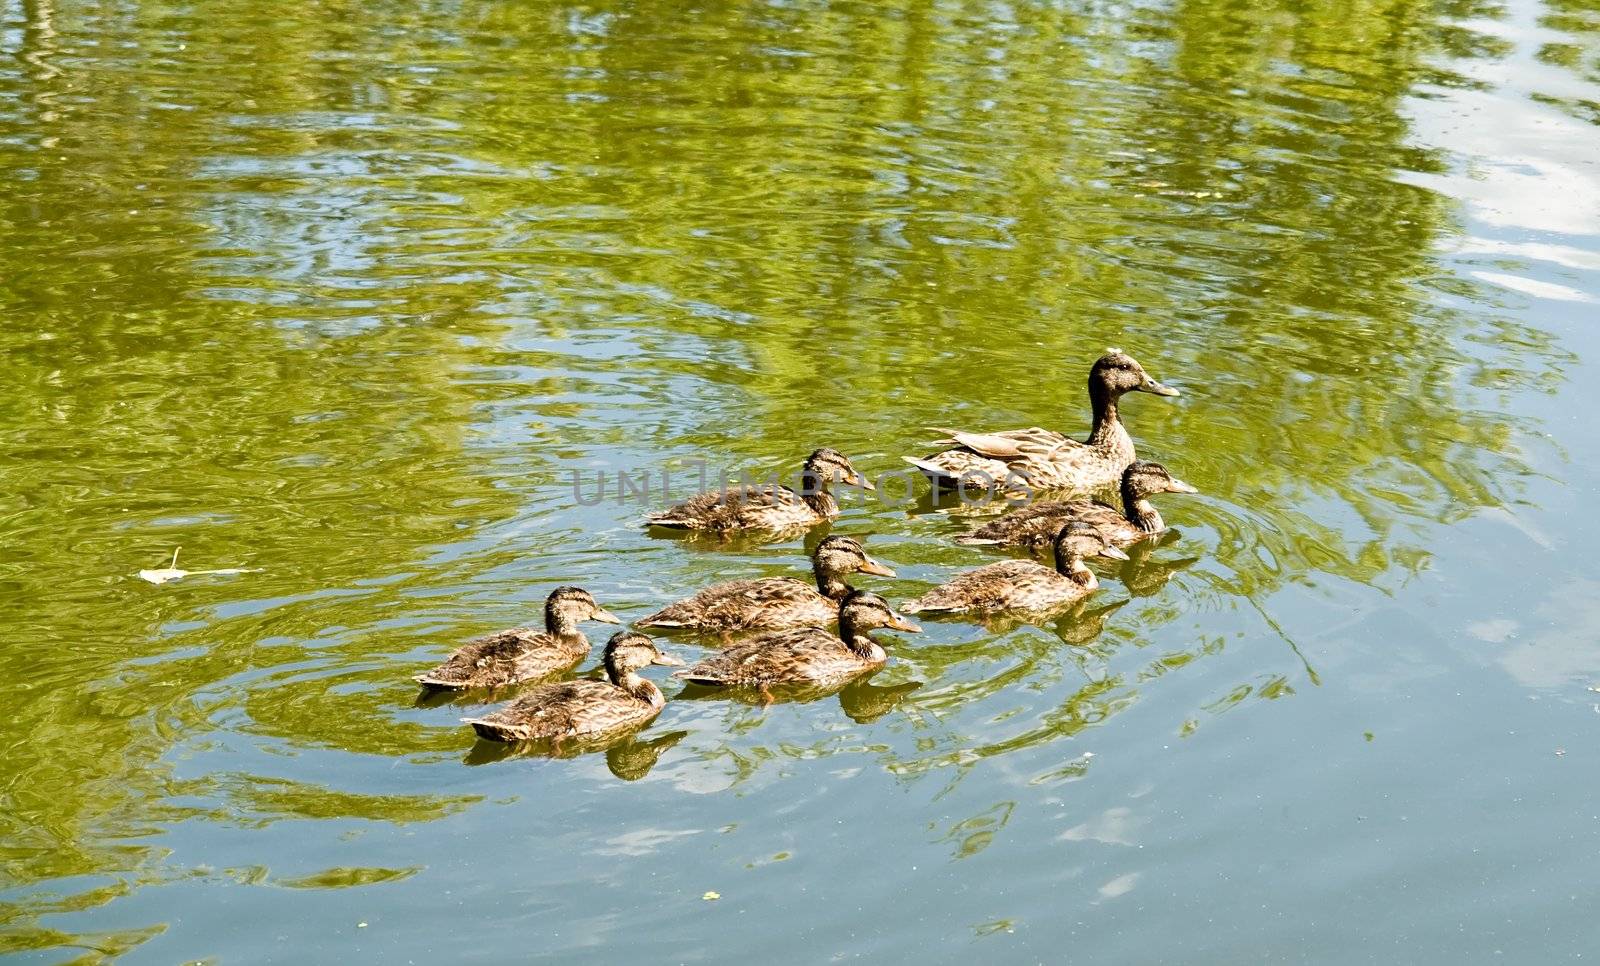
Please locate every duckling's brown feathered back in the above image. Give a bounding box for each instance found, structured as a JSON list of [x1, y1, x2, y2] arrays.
[[676, 626, 886, 688], [636, 576, 836, 631], [414, 627, 588, 689]]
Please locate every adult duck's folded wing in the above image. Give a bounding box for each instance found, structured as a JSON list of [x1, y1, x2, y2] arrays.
[[920, 426, 1084, 459], [955, 428, 1082, 458], [903, 450, 1012, 483]]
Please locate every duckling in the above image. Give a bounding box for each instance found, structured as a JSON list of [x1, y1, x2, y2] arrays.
[[902, 522, 1129, 615], [675, 590, 920, 690], [414, 586, 620, 690], [463, 631, 683, 742], [647, 448, 873, 531], [958, 461, 1198, 549], [905, 350, 1179, 492], [637, 535, 896, 632]]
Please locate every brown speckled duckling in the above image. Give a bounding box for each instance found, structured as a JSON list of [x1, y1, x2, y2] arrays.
[[414, 586, 621, 689], [647, 448, 872, 531], [905, 350, 1179, 492], [675, 591, 920, 690], [902, 522, 1128, 615], [958, 461, 1198, 549], [463, 632, 683, 743], [636, 535, 896, 632]]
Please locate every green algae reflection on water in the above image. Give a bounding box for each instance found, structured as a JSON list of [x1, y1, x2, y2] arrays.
[[2, 0, 1599, 960]]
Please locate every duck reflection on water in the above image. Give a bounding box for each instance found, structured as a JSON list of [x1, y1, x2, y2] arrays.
[[464, 728, 689, 781], [675, 673, 922, 722]]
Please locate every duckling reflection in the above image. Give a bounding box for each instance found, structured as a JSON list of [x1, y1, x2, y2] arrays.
[[675, 673, 922, 721], [1117, 531, 1200, 597], [838, 678, 922, 722], [603, 729, 689, 780], [1049, 597, 1129, 645], [463, 728, 688, 780], [416, 682, 525, 710], [924, 596, 1128, 643]]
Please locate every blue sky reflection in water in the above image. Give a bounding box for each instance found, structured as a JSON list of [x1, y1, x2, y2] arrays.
[[1, 0, 1599, 960]]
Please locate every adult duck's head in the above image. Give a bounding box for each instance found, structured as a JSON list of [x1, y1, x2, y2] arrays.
[[1090, 349, 1180, 401]]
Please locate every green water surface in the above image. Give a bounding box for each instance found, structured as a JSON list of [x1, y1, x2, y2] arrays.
[[3, 0, 1599, 960]]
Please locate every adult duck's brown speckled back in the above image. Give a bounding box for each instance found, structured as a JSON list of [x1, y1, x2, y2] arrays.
[[463, 632, 684, 743], [636, 535, 896, 632], [414, 586, 621, 690], [647, 448, 873, 532], [902, 522, 1128, 615], [958, 461, 1198, 549], [674, 591, 920, 691], [904, 350, 1179, 493]]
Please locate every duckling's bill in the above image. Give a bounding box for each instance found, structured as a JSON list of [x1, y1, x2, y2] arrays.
[[859, 557, 897, 577], [887, 612, 922, 633]]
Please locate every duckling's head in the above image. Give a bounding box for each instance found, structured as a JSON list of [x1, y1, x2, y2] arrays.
[[546, 586, 623, 629], [1052, 521, 1131, 567], [814, 535, 897, 581], [1091, 349, 1179, 399], [1122, 460, 1199, 500], [602, 631, 684, 678], [803, 448, 875, 491], [839, 589, 922, 634], [1120, 461, 1197, 533]]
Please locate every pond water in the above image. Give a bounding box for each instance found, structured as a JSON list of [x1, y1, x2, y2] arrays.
[[3, 0, 1599, 960]]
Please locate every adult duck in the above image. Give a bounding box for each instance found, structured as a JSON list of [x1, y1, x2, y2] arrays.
[[463, 632, 683, 743], [648, 448, 873, 532], [414, 586, 621, 689], [958, 461, 1197, 549], [904, 349, 1178, 492], [902, 522, 1127, 615], [637, 535, 896, 632]]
